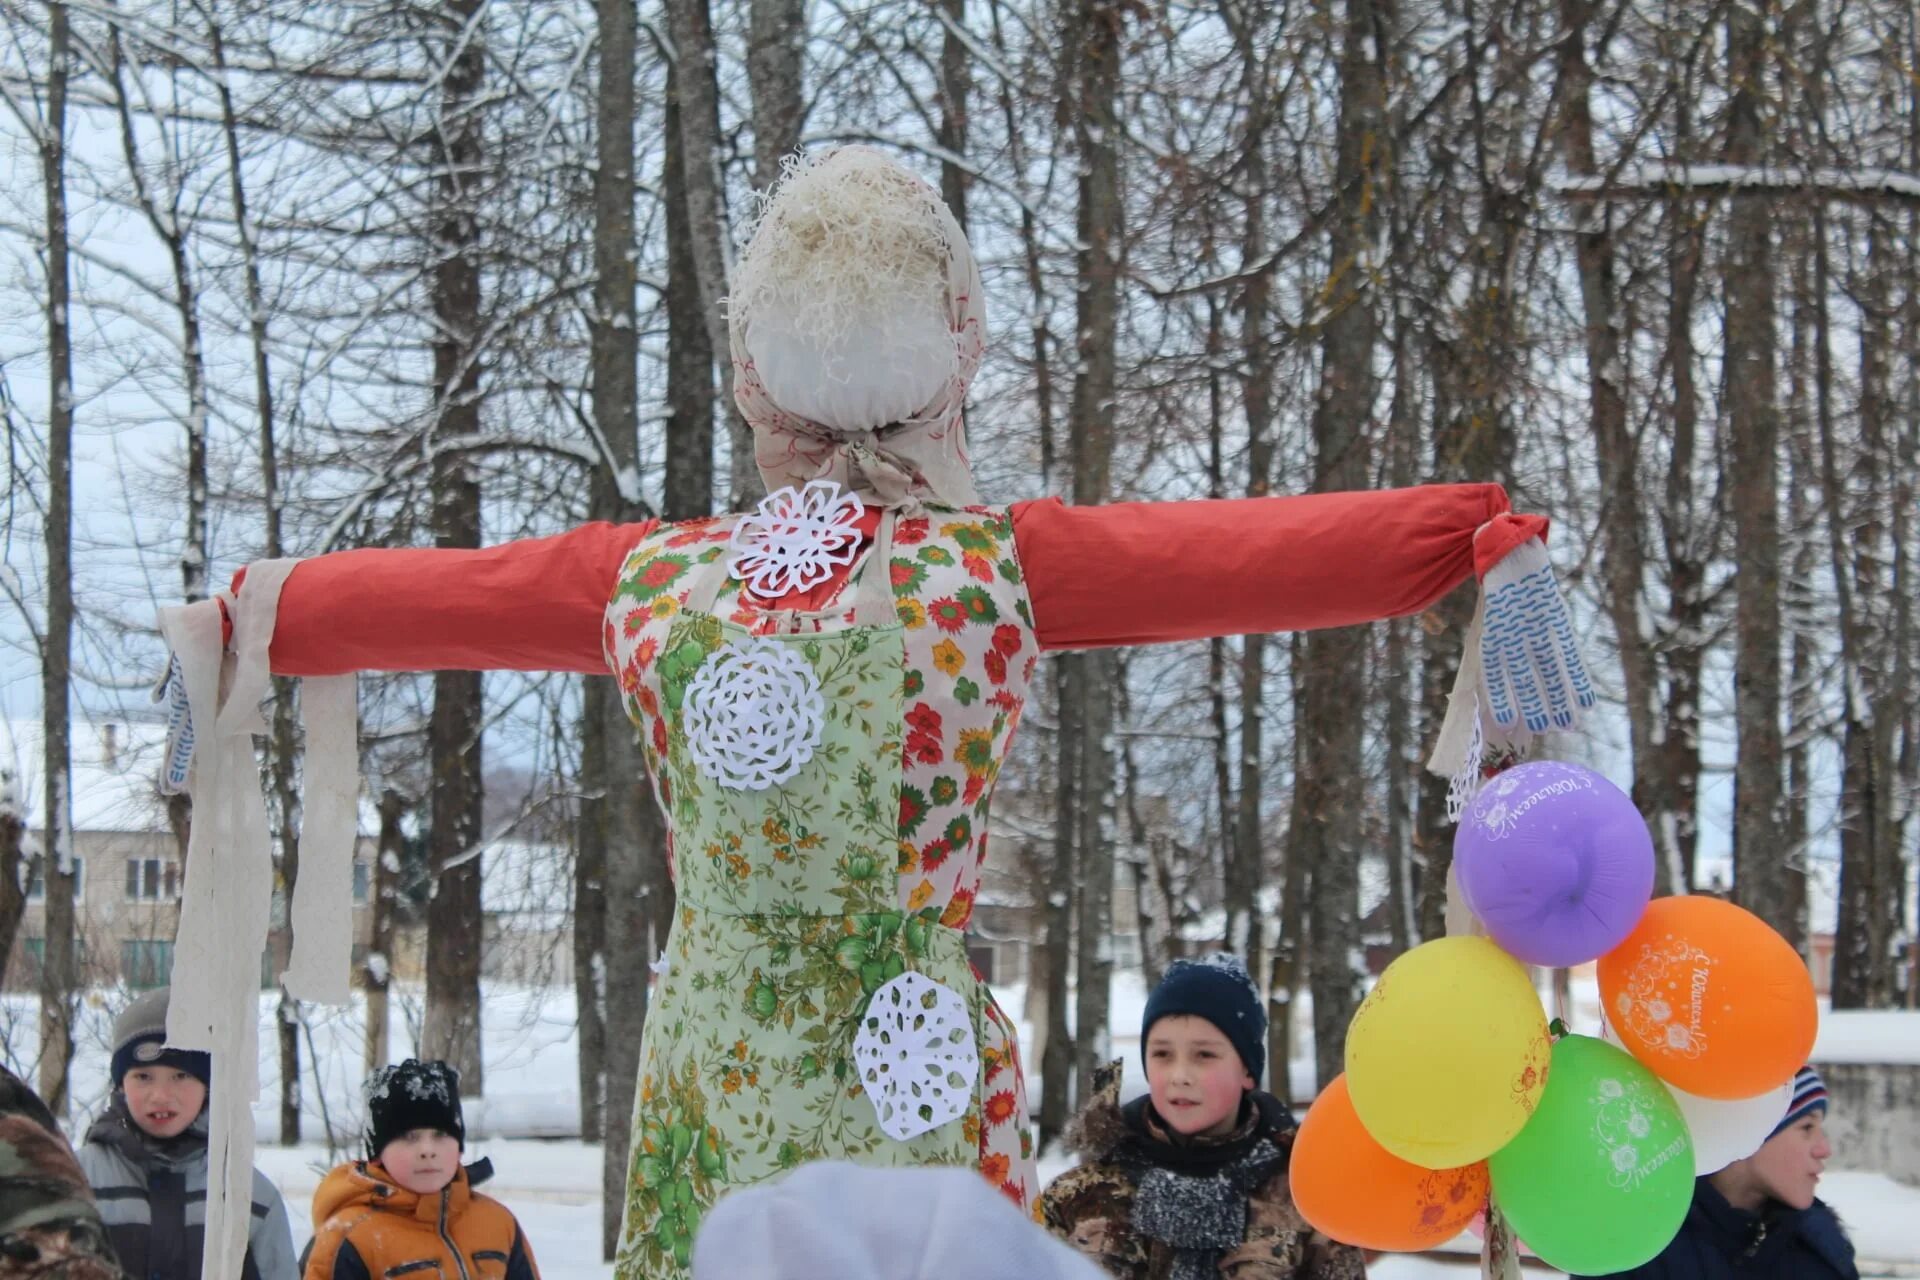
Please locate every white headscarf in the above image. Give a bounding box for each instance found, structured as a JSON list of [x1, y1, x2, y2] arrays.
[[728, 147, 986, 509], [691, 1162, 1107, 1280]]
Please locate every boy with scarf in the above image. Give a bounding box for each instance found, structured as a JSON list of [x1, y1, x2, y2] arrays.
[[1039, 956, 1365, 1280], [304, 1059, 538, 1280], [77, 987, 297, 1280]]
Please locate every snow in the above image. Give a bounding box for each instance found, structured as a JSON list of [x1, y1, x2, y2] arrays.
[[0, 973, 1914, 1276], [1815, 1011, 1920, 1066]]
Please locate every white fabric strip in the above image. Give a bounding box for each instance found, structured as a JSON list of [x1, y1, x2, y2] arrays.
[[156, 557, 347, 1280], [283, 672, 358, 1002]]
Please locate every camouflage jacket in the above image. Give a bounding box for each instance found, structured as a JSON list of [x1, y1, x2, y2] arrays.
[[0, 1066, 122, 1279], [1038, 1064, 1366, 1280]]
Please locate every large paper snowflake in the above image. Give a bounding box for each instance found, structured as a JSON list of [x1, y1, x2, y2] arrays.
[[852, 970, 978, 1142], [682, 637, 826, 790], [727, 479, 866, 598]]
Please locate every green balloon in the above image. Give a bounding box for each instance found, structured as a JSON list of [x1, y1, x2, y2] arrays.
[[1490, 1035, 1693, 1274]]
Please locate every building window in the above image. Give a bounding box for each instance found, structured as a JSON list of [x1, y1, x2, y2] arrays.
[[125, 857, 179, 902], [352, 861, 371, 905], [26, 858, 85, 903], [121, 940, 173, 990], [966, 940, 997, 984]]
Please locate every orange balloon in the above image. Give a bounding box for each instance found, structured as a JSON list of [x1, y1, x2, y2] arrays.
[[1597, 895, 1817, 1099], [1290, 1074, 1490, 1251]]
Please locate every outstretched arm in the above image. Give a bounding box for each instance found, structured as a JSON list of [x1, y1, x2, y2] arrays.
[[237, 520, 658, 676], [1012, 483, 1543, 649]]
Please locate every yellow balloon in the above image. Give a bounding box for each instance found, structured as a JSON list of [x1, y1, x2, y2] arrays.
[[1345, 936, 1550, 1169]]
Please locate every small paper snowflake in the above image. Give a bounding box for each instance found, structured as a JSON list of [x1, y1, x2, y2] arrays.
[[683, 637, 826, 790], [727, 479, 865, 598]]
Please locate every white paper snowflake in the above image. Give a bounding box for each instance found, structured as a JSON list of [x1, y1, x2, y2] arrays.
[[727, 479, 865, 598], [682, 637, 826, 790], [852, 971, 978, 1142]]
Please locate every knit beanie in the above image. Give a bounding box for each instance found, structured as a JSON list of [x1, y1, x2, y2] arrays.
[[690, 1161, 1108, 1280], [1141, 954, 1266, 1087], [1769, 1065, 1828, 1141], [365, 1059, 465, 1159], [109, 987, 211, 1091]]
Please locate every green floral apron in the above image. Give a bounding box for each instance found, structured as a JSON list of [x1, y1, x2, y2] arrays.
[[612, 513, 982, 1278]]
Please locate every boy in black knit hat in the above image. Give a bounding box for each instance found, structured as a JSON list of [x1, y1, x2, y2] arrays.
[[77, 986, 298, 1280], [304, 1059, 538, 1280], [1039, 955, 1364, 1280]]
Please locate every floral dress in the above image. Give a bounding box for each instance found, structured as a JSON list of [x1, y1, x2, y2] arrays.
[[602, 505, 1037, 1277]]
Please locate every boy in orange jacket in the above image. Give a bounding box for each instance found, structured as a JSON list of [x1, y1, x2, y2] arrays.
[[305, 1059, 539, 1280]]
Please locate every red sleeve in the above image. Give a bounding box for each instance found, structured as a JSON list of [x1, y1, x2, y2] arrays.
[[1010, 485, 1547, 650], [248, 520, 659, 676]]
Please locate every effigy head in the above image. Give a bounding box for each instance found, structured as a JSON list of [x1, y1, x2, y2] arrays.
[[728, 147, 985, 508]]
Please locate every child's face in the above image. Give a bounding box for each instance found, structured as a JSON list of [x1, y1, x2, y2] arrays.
[[378, 1128, 461, 1195], [122, 1066, 206, 1140], [1745, 1110, 1832, 1210], [1145, 1015, 1253, 1139]]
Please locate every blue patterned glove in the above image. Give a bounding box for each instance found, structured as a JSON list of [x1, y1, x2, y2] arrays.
[[153, 654, 195, 794], [1479, 538, 1596, 733]]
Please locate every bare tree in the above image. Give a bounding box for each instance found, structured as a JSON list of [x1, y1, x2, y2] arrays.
[[28, 0, 80, 1118], [419, 0, 490, 1091], [1292, 0, 1383, 1091], [1723, 0, 1792, 944]]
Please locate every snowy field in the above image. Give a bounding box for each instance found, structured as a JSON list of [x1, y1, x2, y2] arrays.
[[4, 983, 1917, 1278]]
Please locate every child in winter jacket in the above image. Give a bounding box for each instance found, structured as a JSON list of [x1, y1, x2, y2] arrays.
[[1596, 1066, 1858, 1280], [304, 1059, 539, 1280], [76, 986, 299, 1280], [0, 1061, 124, 1278], [1039, 955, 1365, 1280]]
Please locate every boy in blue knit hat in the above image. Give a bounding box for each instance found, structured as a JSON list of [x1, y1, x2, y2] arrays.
[[1597, 1065, 1858, 1280], [1039, 955, 1364, 1280]]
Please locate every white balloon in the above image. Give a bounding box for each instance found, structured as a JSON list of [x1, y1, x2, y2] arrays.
[[1599, 1017, 1792, 1174]]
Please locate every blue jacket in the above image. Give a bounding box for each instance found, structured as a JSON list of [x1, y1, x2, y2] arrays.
[[1593, 1177, 1857, 1280]]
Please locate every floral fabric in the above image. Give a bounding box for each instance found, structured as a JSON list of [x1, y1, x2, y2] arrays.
[[602, 505, 1038, 1278]]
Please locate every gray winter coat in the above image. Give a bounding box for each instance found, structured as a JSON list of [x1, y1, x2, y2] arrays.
[[76, 1096, 297, 1280]]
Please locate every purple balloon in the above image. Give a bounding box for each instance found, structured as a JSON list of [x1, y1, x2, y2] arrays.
[[1453, 761, 1654, 967]]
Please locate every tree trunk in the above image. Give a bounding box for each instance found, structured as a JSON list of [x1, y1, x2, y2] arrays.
[[0, 776, 27, 985], [578, 0, 644, 1150], [420, 0, 488, 1092], [748, 0, 805, 194], [36, 0, 79, 1119], [1222, 0, 1275, 986], [1040, 665, 1077, 1140], [366, 791, 406, 1074], [935, 0, 970, 229], [1557, 0, 1677, 891], [224, 25, 305, 1137], [1295, 0, 1381, 1092], [1066, 0, 1122, 1110], [1819, 204, 1892, 1007], [593, 40, 700, 1254], [1723, 0, 1791, 945], [666, 0, 755, 509], [1660, 194, 1708, 893]]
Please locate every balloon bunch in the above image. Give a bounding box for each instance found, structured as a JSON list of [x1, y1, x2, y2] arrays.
[[1289, 761, 1818, 1275]]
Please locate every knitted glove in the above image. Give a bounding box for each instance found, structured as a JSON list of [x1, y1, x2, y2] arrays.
[[1477, 537, 1595, 733]]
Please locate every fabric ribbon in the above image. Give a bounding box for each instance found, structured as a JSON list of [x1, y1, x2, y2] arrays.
[[155, 558, 357, 1280]]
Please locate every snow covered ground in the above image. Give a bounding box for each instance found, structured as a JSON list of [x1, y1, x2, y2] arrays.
[[5, 984, 1918, 1277]]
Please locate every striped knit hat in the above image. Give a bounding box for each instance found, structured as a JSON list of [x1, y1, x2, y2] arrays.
[[1769, 1065, 1828, 1140]]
